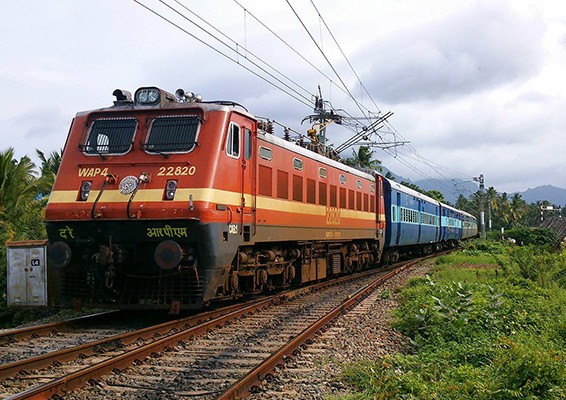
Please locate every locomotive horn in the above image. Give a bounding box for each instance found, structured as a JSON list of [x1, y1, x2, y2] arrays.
[[175, 88, 194, 102]]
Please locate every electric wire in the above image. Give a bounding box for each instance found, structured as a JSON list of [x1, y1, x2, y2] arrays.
[[285, 0, 370, 121], [136, 0, 476, 198], [170, 0, 314, 101], [304, 1, 477, 188], [308, 0, 384, 116], [133, 0, 314, 108], [230, 0, 356, 106]]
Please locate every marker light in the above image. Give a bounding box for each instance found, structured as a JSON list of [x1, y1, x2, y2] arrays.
[[164, 180, 178, 200], [79, 181, 92, 201]]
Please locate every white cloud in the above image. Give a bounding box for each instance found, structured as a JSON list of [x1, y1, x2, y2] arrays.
[[0, 0, 564, 194]]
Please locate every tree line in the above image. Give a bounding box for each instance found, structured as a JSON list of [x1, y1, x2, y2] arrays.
[[343, 146, 561, 231]]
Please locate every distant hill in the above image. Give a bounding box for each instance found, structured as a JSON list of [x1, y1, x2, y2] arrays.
[[412, 180, 566, 206], [518, 185, 566, 206]]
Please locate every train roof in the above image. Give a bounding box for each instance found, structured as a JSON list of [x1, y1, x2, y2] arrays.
[[76, 86, 255, 119], [259, 130, 377, 182], [384, 178, 441, 206], [440, 202, 476, 219]]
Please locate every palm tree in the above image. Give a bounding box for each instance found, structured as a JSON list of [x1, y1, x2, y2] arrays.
[[485, 186, 499, 231], [425, 190, 445, 202], [344, 145, 382, 172], [36, 149, 62, 197], [497, 192, 512, 228], [455, 194, 473, 214], [0, 148, 39, 219], [509, 193, 528, 227], [385, 171, 396, 181]]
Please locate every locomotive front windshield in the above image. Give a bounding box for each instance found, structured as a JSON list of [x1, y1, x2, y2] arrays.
[[144, 116, 200, 153], [83, 118, 137, 155]]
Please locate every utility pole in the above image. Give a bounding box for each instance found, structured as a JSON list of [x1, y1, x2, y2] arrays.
[[302, 86, 342, 157], [474, 174, 486, 240]]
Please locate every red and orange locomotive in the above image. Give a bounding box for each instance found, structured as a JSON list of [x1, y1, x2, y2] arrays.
[[46, 87, 385, 311]]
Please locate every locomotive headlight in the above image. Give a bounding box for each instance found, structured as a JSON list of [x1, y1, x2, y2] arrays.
[[164, 180, 178, 200], [79, 181, 92, 201], [134, 87, 161, 105]]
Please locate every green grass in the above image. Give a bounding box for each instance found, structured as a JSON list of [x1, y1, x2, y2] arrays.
[[336, 241, 566, 400]]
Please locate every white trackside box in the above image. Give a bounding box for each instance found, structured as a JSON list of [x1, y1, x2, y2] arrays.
[[6, 240, 48, 307]]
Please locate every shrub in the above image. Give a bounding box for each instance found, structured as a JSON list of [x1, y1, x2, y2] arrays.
[[500, 246, 566, 289], [505, 227, 560, 248], [338, 246, 566, 400], [489, 337, 566, 399]]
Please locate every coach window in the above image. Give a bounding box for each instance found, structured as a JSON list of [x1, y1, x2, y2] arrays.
[[339, 174, 347, 184], [259, 146, 272, 161], [84, 118, 137, 155], [319, 167, 327, 179], [293, 158, 303, 171], [226, 123, 240, 158]]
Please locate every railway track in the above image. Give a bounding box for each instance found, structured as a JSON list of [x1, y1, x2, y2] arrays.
[[0, 257, 429, 400], [0, 310, 159, 366]]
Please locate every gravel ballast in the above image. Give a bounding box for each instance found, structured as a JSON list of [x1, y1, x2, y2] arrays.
[[247, 262, 432, 400]]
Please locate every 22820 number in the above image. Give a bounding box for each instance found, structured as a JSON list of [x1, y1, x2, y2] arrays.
[[157, 165, 197, 176]]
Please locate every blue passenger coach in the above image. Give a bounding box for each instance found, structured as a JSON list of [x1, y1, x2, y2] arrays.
[[439, 203, 462, 243], [383, 178, 441, 263], [461, 210, 479, 239]]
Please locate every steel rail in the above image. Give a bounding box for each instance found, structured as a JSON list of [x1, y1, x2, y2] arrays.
[[0, 300, 262, 380], [216, 257, 424, 400], [0, 310, 121, 344], [3, 267, 385, 400]]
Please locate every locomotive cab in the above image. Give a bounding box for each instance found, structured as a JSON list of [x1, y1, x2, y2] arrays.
[[45, 87, 256, 310]]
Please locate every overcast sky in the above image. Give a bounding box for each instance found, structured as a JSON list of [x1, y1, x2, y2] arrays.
[[1, 0, 565, 196]]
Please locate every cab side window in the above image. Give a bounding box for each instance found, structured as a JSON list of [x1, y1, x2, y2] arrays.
[[244, 128, 252, 160], [227, 123, 240, 158]]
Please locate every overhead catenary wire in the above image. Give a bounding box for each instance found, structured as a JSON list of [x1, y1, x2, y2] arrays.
[[135, 0, 477, 197], [230, 0, 360, 108], [308, 0, 384, 116], [302, 1, 479, 188], [133, 0, 314, 109], [284, 0, 370, 122], [169, 0, 314, 101]]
